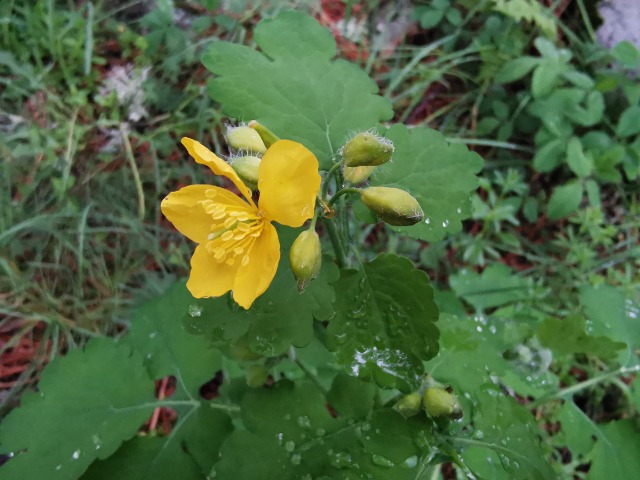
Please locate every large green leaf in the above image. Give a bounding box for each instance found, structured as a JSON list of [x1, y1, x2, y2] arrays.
[[0, 340, 155, 480], [83, 406, 232, 480], [588, 420, 640, 479], [214, 380, 427, 479], [202, 11, 392, 169], [459, 388, 555, 480], [84, 284, 234, 479], [124, 281, 225, 394], [326, 254, 439, 391], [372, 124, 483, 242], [580, 285, 640, 365]]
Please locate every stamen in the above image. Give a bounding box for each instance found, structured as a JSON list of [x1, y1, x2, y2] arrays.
[[212, 209, 227, 220], [241, 255, 250, 266], [226, 258, 235, 266], [221, 231, 234, 242], [223, 217, 237, 228], [233, 247, 244, 256], [205, 189, 217, 198], [205, 204, 218, 214]]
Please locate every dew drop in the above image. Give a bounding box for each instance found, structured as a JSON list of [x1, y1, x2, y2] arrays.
[[297, 416, 311, 429], [371, 454, 394, 468], [424, 217, 431, 225], [403, 455, 418, 469], [187, 305, 202, 317], [72, 450, 80, 460]]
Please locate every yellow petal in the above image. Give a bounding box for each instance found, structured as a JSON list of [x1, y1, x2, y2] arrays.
[[161, 185, 251, 243], [181, 137, 256, 208], [186, 244, 240, 298], [232, 222, 280, 309], [257, 140, 321, 227]]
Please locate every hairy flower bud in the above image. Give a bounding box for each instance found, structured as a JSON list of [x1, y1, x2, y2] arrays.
[[230, 155, 261, 190], [423, 387, 462, 418], [289, 229, 322, 290], [226, 125, 267, 154], [396, 392, 423, 418], [343, 165, 376, 184], [249, 120, 280, 148], [341, 132, 393, 167], [360, 187, 424, 226]]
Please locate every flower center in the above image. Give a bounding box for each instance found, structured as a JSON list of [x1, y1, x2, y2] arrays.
[[199, 189, 263, 267]]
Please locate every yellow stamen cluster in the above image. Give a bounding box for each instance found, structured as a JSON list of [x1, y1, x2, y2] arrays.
[[199, 188, 263, 267]]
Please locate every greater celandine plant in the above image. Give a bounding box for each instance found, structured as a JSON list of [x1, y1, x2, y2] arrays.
[[0, 11, 567, 480]]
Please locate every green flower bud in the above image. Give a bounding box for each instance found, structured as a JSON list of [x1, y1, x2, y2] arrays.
[[341, 132, 393, 167], [230, 155, 261, 190], [343, 165, 376, 184], [360, 187, 424, 226], [226, 125, 267, 154], [248, 120, 280, 148], [246, 364, 269, 388], [396, 392, 423, 418], [423, 387, 462, 418], [289, 229, 322, 291]]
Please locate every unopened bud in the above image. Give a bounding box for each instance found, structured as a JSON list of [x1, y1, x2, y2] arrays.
[[423, 387, 462, 418], [341, 132, 393, 167], [397, 392, 423, 418], [230, 155, 261, 190], [246, 364, 269, 388], [360, 187, 424, 226], [289, 229, 322, 290], [249, 120, 280, 148], [226, 125, 267, 154], [343, 165, 376, 184]]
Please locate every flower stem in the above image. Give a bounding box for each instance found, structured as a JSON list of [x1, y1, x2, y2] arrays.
[[323, 218, 347, 268], [327, 187, 362, 209], [321, 160, 344, 198], [294, 357, 329, 397]]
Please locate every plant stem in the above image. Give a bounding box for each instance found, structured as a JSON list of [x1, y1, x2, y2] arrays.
[[323, 218, 347, 268], [294, 357, 329, 397], [327, 187, 362, 209], [528, 365, 640, 409], [321, 159, 344, 198]]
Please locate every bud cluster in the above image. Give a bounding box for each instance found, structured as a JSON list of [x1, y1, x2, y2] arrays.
[[225, 122, 280, 190], [338, 131, 424, 226], [396, 386, 462, 420]]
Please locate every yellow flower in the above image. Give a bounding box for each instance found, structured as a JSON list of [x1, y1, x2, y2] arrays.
[[162, 137, 321, 309]]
